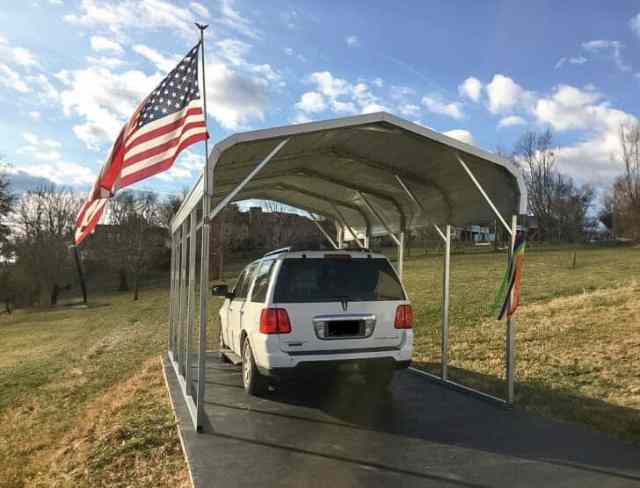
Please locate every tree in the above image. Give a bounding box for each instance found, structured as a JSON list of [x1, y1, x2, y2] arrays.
[[0, 160, 15, 255], [514, 130, 595, 242], [12, 185, 82, 306], [158, 189, 187, 229], [97, 191, 165, 300], [610, 123, 640, 241], [0, 162, 16, 313]]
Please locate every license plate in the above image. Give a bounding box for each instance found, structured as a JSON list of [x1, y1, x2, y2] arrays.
[[327, 320, 362, 337]]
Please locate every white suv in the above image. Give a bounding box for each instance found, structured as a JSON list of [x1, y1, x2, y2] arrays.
[[213, 248, 413, 395]]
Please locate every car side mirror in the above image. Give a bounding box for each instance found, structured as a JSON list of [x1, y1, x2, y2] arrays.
[[211, 284, 229, 297]]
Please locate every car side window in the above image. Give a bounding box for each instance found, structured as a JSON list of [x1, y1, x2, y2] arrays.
[[235, 263, 258, 300], [232, 269, 248, 298], [250, 260, 275, 303]]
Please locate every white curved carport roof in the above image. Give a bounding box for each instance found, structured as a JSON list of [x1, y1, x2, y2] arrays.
[[172, 112, 527, 235]]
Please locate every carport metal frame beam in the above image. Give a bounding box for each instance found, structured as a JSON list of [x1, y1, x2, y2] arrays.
[[310, 215, 339, 249]]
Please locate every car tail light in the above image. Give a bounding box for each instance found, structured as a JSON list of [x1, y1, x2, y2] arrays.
[[394, 304, 413, 329], [259, 308, 292, 334]]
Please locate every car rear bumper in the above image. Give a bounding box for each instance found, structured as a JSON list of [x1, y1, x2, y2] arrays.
[[257, 357, 411, 381]]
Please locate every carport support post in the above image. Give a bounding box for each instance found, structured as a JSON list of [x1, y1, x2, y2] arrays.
[[185, 210, 197, 395], [398, 231, 405, 280], [506, 214, 517, 404], [442, 224, 451, 380]]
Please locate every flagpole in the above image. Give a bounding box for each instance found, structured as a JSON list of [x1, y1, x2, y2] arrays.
[[195, 21, 210, 431], [196, 23, 209, 174]]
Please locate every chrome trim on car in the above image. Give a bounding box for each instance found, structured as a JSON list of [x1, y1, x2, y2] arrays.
[[312, 313, 376, 340]]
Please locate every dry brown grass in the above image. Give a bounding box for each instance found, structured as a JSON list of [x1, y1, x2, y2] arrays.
[[28, 357, 188, 488], [0, 290, 189, 488]]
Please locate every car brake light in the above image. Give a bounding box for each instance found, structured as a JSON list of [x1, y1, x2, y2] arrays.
[[259, 308, 292, 334], [394, 304, 413, 329]]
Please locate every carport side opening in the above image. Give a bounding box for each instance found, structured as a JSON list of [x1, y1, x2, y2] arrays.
[[167, 113, 526, 431]]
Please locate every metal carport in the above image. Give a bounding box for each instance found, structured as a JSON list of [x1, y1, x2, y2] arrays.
[[167, 111, 527, 431]]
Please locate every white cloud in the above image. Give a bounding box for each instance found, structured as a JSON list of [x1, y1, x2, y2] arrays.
[[64, 0, 198, 38], [458, 77, 482, 102], [346, 35, 360, 47], [48, 0, 64, 4], [372, 77, 384, 88], [291, 71, 388, 121], [87, 56, 127, 69], [43, 139, 62, 148], [204, 61, 271, 129], [582, 40, 631, 72], [90, 35, 124, 54], [498, 115, 526, 128], [0, 64, 30, 93], [421, 95, 464, 120], [57, 65, 162, 149], [216, 38, 251, 66], [190, 2, 210, 18], [26, 74, 60, 104], [399, 103, 420, 117], [632, 13, 640, 38], [23, 132, 38, 145], [28, 111, 41, 120], [555, 56, 588, 69], [133, 44, 180, 72], [485, 74, 532, 114], [18, 133, 63, 162], [213, 0, 259, 39], [284, 47, 294, 56], [531, 83, 637, 181], [534, 84, 603, 131], [290, 112, 312, 124], [281, 10, 299, 30], [0, 35, 39, 69], [19, 162, 95, 186], [295, 92, 326, 113], [443, 129, 475, 146]]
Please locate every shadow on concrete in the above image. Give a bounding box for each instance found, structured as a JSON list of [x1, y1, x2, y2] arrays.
[[172, 355, 640, 487], [258, 361, 640, 482]]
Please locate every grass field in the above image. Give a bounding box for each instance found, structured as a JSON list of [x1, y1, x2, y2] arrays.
[[1, 245, 639, 487]]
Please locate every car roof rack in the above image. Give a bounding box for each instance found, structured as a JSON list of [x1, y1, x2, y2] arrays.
[[262, 245, 372, 258], [262, 247, 292, 257]]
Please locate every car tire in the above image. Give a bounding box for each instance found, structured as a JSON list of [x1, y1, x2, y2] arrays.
[[241, 338, 268, 396]]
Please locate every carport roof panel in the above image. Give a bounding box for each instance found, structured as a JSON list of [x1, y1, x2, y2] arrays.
[[173, 112, 526, 233]]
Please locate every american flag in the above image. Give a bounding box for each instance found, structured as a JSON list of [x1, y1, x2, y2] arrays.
[[75, 42, 208, 244]]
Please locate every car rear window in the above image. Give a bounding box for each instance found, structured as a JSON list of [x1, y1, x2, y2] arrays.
[[273, 257, 405, 303]]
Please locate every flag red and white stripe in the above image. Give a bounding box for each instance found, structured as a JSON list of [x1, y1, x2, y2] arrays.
[[75, 42, 208, 244]]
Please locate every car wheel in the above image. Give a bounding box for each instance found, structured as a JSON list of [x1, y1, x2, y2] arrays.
[[241, 338, 267, 395]]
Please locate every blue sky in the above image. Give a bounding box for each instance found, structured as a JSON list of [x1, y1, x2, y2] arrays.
[[0, 0, 638, 197]]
